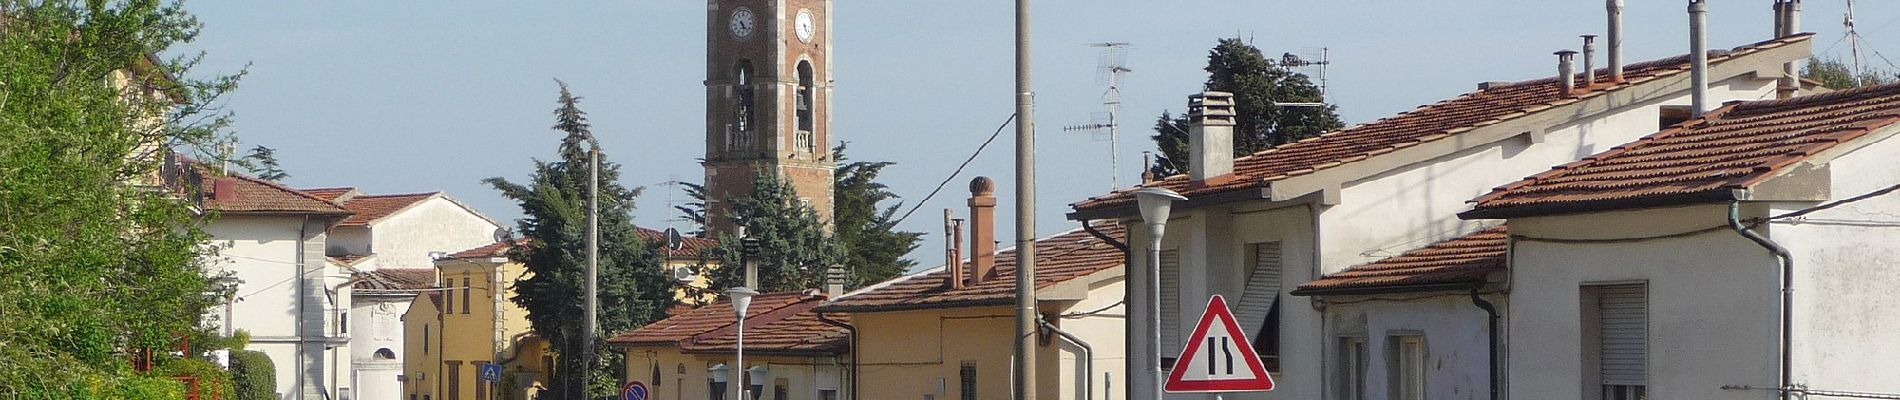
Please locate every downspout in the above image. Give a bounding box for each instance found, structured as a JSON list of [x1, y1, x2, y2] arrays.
[[297, 215, 310, 400], [1038, 315, 1094, 400], [1729, 201, 1794, 400], [815, 312, 857, 400], [1468, 285, 1500, 400]]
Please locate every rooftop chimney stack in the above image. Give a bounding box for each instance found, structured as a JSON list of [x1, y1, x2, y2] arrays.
[[1689, 0, 1710, 115], [945, 209, 966, 289], [825, 264, 846, 298], [1557, 50, 1579, 96], [1187, 91, 1237, 181], [1582, 35, 1599, 86], [967, 177, 998, 284], [1777, 0, 1803, 99], [1608, 0, 1625, 82], [212, 178, 238, 202]]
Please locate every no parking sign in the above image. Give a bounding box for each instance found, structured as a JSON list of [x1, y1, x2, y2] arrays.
[[621, 381, 649, 400]]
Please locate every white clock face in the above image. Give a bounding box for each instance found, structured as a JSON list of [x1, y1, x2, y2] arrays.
[[729, 8, 755, 39], [795, 10, 815, 43]]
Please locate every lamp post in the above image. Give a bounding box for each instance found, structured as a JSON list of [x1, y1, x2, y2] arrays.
[[746, 364, 771, 400], [1134, 187, 1185, 400], [708, 363, 730, 400], [726, 286, 758, 400]]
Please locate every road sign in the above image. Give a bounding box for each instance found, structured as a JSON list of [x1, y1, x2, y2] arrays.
[[478, 363, 502, 383], [1165, 295, 1275, 393], [621, 381, 650, 400]]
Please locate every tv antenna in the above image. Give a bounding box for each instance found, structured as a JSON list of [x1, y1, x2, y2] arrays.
[[1281, 47, 1331, 102], [1064, 42, 1133, 189]]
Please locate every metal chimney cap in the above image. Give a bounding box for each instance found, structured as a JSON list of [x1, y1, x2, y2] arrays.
[[1582, 34, 1599, 39], [1555, 50, 1580, 56]]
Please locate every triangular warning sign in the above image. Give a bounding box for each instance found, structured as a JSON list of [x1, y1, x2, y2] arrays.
[[1166, 295, 1276, 393]]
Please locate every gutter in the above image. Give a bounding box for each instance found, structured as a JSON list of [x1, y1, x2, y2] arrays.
[[815, 312, 859, 400], [1729, 201, 1795, 400], [1288, 282, 1480, 297], [1038, 315, 1094, 400], [1469, 285, 1501, 400]]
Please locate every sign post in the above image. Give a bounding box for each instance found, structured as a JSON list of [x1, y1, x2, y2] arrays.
[[1165, 295, 1275, 394]]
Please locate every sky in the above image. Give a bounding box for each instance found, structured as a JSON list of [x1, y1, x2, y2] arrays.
[[179, 1, 1900, 268]]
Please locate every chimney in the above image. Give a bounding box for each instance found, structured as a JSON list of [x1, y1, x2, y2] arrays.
[[967, 177, 998, 284], [212, 178, 238, 202], [1689, 0, 1710, 115], [1581, 35, 1599, 86], [1607, 0, 1625, 82], [1187, 91, 1237, 181], [945, 209, 966, 289], [825, 264, 846, 298], [1777, 0, 1803, 99], [1556, 50, 1579, 96]]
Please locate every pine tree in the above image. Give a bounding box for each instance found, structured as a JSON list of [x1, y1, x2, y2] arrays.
[[1150, 38, 1343, 177], [241, 145, 289, 181], [706, 173, 838, 292], [831, 142, 922, 287], [483, 81, 672, 398]]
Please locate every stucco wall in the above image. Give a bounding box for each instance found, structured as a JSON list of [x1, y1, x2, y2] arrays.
[[625, 347, 844, 400], [1507, 204, 1780, 400], [369, 197, 504, 270], [1320, 294, 1500, 400], [206, 215, 352, 399]]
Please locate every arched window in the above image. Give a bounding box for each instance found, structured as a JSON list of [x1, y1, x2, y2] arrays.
[[730, 60, 756, 152], [374, 348, 397, 360], [795, 60, 816, 153]]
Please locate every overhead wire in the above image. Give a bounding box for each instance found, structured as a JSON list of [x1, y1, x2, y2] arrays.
[[891, 113, 1015, 225]]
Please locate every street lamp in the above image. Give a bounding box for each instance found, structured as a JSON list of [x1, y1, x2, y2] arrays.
[[708, 363, 730, 400], [746, 364, 771, 400], [1133, 187, 1185, 400], [726, 286, 759, 400]]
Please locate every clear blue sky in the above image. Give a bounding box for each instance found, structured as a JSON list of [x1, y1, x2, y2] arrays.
[[181, 1, 1899, 266]]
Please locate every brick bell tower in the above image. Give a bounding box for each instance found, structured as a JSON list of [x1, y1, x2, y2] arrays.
[[703, 0, 836, 235]]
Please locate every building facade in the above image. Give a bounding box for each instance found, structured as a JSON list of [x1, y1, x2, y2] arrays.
[[402, 240, 551, 400]]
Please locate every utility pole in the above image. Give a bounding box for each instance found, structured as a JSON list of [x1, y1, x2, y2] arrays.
[[581, 142, 600, 400], [1012, 0, 1038, 399]]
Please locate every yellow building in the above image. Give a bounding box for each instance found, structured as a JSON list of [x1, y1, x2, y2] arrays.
[[402, 240, 552, 400], [610, 290, 851, 400], [816, 179, 1127, 400]]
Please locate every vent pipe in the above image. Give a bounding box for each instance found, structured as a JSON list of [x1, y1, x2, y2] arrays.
[[1690, 0, 1710, 115], [1557, 50, 1579, 96], [1582, 35, 1599, 86], [1608, 0, 1625, 82], [1187, 91, 1237, 181], [946, 209, 966, 289], [1777, 0, 1803, 99]]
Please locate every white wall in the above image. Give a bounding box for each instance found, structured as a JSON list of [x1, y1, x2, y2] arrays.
[[351, 296, 410, 400], [206, 215, 354, 399], [368, 197, 504, 270], [1321, 295, 1498, 400], [1507, 204, 1780, 400], [1057, 276, 1128, 400]]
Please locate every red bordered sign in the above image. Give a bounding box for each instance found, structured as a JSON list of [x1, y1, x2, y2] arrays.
[[1165, 295, 1275, 393]]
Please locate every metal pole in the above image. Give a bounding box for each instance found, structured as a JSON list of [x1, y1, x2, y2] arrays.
[[583, 145, 600, 399], [1148, 230, 1163, 400], [1013, 0, 1039, 398], [1689, 0, 1710, 116], [736, 315, 747, 400]]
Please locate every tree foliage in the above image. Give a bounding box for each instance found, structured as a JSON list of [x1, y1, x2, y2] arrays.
[[706, 172, 838, 292], [1803, 56, 1897, 89], [484, 81, 672, 398], [238, 145, 287, 181], [830, 142, 921, 287], [227, 349, 276, 400], [1150, 37, 1342, 177], [1, 0, 238, 397]]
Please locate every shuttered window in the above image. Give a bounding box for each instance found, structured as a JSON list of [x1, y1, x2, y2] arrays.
[[1237, 242, 1283, 371], [1393, 336, 1426, 400], [960, 361, 977, 400], [1159, 249, 1182, 362], [1597, 284, 1648, 398]]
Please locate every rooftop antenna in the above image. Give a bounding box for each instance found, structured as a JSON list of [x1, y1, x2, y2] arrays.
[[1064, 42, 1133, 189], [1846, 0, 1864, 86], [1281, 47, 1332, 101]]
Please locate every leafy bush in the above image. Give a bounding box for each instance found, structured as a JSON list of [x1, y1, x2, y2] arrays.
[[228, 350, 277, 400]]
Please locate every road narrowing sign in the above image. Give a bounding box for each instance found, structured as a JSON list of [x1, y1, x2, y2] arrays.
[[1165, 294, 1276, 393]]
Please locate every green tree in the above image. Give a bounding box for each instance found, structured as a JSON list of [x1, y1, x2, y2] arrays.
[[228, 349, 277, 400], [484, 82, 673, 399], [706, 173, 838, 292], [672, 181, 709, 237], [1, 0, 239, 398], [239, 145, 288, 181], [1150, 37, 1342, 177], [1803, 56, 1897, 89], [830, 142, 922, 287]]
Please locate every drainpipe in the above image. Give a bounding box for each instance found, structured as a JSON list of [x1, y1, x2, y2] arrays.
[[296, 215, 310, 400], [815, 312, 858, 400], [1728, 201, 1794, 400], [1038, 315, 1094, 400], [1081, 220, 1129, 253], [1468, 285, 1500, 400]]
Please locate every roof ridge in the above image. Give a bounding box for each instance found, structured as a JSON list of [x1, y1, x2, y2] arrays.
[[350, 191, 442, 199], [183, 158, 350, 212], [1729, 81, 1900, 114]]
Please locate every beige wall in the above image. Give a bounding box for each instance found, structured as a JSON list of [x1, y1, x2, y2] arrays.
[[406, 258, 545, 400], [625, 346, 844, 400], [854, 284, 1123, 400], [403, 294, 442, 400]]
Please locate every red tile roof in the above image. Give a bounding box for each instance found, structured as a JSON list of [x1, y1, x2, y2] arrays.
[[1072, 35, 1814, 214], [443, 239, 523, 260], [818, 222, 1125, 313], [637, 228, 718, 259], [303, 187, 360, 202], [332, 192, 439, 227], [180, 161, 350, 215], [1292, 226, 1508, 295], [328, 254, 372, 266], [607, 291, 816, 347], [1465, 82, 1900, 218], [354, 268, 438, 293], [680, 300, 851, 355]]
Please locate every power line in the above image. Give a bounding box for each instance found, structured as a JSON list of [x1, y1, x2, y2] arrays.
[[892, 113, 1015, 225]]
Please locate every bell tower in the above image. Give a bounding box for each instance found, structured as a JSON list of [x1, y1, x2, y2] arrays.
[[703, 0, 835, 235]]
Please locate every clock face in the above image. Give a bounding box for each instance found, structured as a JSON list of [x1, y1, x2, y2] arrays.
[[795, 10, 815, 43], [729, 8, 755, 39]]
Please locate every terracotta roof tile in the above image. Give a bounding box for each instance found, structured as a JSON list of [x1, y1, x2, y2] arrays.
[[303, 187, 360, 202], [354, 268, 437, 293], [636, 228, 717, 259], [1466, 82, 1900, 217], [1292, 227, 1508, 295], [1072, 35, 1813, 213], [179, 161, 350, 215], [331, 192, 438, 227], [680, 300, 851, 355], [607, 291, 815, 346], [819, 222, 1125, 313], [328, 254, 372, 266], [443, 239, 523, 260]]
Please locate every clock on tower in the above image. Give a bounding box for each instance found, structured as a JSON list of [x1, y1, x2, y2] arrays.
[[702, 0, 835, 235]]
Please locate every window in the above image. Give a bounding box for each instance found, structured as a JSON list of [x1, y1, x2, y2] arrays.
[[461, 275, 471, 314], [774, 378, 789, 400], [819, 389, 839, 400], [795, 60, 816, 152], [1659, 105, 1694, 130], [1390, 335, 1426, 400], [1337, 337, 1367, 400], [1238, 242, 1283, 371], [446, 361, 462, 400], [959, 361, 977, 400], [1587, 283, 1649, 400], [422, 325, 429, 354], [1158, 249, 1182, 367], [444, 283, 453, 314], [731, 60, 756, 153], [475, 362, 489, 400], [340, 309, 349, 334], [375, 348, 397, 360]]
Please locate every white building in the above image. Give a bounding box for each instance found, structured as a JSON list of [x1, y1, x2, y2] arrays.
[[1066, 30, 1814, 399], [182, 160, 356, 400], [303, 188, 508, 400], [1461, 83, 1900, 400]]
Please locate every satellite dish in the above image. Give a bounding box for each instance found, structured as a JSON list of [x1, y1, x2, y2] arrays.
[[664, 228, 685, 251], [672, 266, 698, 283], [493, 228, 513, 243]]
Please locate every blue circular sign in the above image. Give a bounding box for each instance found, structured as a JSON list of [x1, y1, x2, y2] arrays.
[[621, 381, 649, 400]]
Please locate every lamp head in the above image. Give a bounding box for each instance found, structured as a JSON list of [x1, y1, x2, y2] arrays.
[[1132, 187, 1187, 225], [726, 286, 760, 318], [747, 364, 771, 385], [708, 363, 730, 383]]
